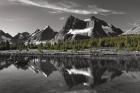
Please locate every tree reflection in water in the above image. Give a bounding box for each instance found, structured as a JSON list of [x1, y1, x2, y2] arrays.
[[0, 55, 140, 89]]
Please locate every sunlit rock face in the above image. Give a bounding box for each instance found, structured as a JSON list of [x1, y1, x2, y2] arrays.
[[28, 26, 58, 44], [54, 15, 123, 42], [124, 22, 140, 35]]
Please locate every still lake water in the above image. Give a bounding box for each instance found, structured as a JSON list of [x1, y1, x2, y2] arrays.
[[0, 54, 140, 93]]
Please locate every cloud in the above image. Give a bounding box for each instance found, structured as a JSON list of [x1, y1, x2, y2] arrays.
[[48, 10, 64, 14], [59, 17, 65, 21], [9, 0, 125, 15]]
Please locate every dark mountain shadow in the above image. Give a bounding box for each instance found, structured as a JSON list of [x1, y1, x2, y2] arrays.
[[0, 60, 12, 70], [14, 60, 29, 70], [29, 58, 57, 77]]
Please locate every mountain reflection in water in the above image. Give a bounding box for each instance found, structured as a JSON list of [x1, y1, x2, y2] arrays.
[[0, 55, 140, 93]]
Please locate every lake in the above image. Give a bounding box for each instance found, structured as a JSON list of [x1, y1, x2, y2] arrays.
[[0, 54, 140, 93]]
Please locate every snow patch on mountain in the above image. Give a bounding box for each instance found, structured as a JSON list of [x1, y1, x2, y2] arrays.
[[102, 25, 114, 34], [67, 67, 92, 77], [67, 27, 93, 37], [25, 40, 47, 45], [84, 18, 91, 22], [32, 41, 47, 45]]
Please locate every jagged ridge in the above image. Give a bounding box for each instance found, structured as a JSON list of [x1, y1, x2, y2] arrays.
[[54, 15, 123, 42]]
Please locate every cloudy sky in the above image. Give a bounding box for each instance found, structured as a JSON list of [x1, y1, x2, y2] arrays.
[[0, 0, 140, 36]]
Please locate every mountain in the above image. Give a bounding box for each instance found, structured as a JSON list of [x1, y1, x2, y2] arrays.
[[0, 16, 124, 44], [0, 30, 12, 42], [29, 59, 57, 77], [123, 22, 140, 35], [54, 15, 123, 42], [12, 32, 30, 44], [53, 15, 87, 42], [28, 26, 58, 44]]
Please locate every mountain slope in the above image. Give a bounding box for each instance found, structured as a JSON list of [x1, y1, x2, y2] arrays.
[[0, 30, 12, 42], [124, 23, 140, 35], [12, 32, 30, 44], [54, 15, 87, 42], [87, 16, 123, 37], [28, 26, 58, 44], [54, 15, 123, 42]]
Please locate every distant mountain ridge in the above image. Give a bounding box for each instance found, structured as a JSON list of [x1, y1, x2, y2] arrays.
[[124, 22, 140, 35], [1, 15, 135, 44], [12, 32, 30, 44], [0, 30, 12, 42]]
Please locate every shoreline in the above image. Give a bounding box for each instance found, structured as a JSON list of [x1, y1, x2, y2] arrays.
[[0, 48, 140, 56]]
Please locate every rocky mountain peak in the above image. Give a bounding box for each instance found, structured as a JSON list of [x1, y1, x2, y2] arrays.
[[90, 16, 98, 20], [44, 25, 54, 32], [54, 15, 123, 42], [63, 15, 87, 31], [67, 15, 76, 20], [35, 29, 40, 32], [28, 26, 58, 44], [44, 25, 51, 30]]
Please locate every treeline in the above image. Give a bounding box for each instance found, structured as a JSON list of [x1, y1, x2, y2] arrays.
[[0, 41, 26, 50], [44, 35, 140, 51], [0, 34, 140, 51]]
